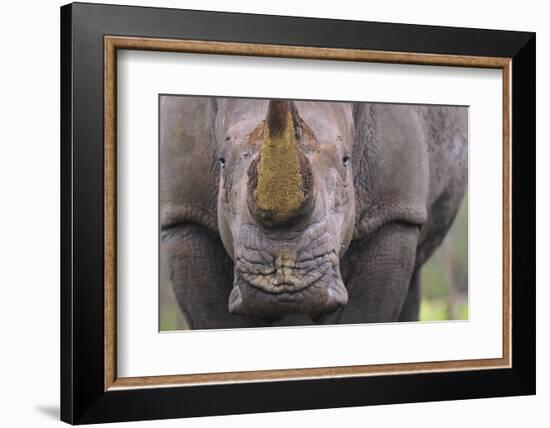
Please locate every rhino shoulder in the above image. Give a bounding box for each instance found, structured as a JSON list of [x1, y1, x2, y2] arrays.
[[160, 96, 219, 232], [352, 103, 430, 239], [352, 103, 468, 268]]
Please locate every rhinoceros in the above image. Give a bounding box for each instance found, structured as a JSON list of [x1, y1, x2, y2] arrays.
[[160, 96, 467, 329]]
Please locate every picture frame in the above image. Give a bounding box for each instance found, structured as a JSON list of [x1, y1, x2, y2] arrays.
[[60, 2, 535, 424]]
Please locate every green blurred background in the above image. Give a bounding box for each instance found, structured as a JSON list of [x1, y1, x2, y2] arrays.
[[419, 194, 468, 321], [160, 195, 468, 330], [159, 247, 189, 330]]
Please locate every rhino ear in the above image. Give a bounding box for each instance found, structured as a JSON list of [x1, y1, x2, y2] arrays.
[[160, 96, 219, 232], [351, 103, 429, 240]]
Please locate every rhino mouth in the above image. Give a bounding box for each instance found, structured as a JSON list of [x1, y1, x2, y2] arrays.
[[228, 222, 348, 318], [235, 250, 337, 294]]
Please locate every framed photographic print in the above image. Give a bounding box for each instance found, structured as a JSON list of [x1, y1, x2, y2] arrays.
[[60, 2, 535, 424]]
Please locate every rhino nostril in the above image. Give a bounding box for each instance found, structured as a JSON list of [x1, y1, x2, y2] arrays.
[[299, 151, 314, 199], [247, 156, 259, 191]]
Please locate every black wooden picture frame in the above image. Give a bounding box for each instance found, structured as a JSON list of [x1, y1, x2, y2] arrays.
[[60, 2, 535, 424]]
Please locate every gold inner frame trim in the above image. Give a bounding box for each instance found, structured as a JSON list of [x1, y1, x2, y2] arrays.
[[104, 35, 512, 391]]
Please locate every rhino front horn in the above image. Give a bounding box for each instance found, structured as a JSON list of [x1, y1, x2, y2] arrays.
[[247, 100, 315, 228]]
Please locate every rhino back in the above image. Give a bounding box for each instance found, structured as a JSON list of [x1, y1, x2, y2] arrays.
[[160, 96, 219, 232], [415, 105, 468, 267]]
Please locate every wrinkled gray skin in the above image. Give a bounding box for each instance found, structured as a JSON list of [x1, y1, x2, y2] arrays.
[[160, 96, 467, 329]]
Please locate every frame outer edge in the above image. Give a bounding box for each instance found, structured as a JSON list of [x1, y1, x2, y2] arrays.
[[510, 33, 536, 392], [63, 3, 535, 423], [60, 3, 74, 424]]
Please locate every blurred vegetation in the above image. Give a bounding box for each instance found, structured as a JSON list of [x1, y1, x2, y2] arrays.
[[159, 248, 188, 331], [160, 195, 468, 330], [420, 194, 468, 321]]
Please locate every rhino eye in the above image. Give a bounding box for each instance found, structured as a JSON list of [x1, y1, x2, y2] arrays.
[[218, 157, 226, 167], [342, 156, 350, 166]]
